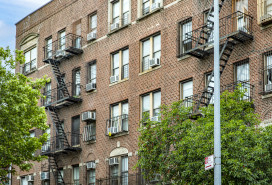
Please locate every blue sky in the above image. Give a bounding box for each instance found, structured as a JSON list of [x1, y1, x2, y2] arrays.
[[0, 0, 51, 52]]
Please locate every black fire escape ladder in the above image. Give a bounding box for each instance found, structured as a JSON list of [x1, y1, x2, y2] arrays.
[[49, 156, 65, 184], [195, 0, 226, 50], [47, 107, 70, 149], [48, 59, 70, 98], [194, 38, 236, 113]]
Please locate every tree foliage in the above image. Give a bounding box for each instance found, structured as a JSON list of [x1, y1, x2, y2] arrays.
[[0, 47, 49, 183], [137, 87, 272, 184]]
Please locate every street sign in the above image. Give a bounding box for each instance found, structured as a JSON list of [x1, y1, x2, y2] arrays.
[[205, 155, 214, 171]]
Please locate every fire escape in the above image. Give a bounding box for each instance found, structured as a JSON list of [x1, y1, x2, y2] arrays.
[[183, 1, 253, 113], [41, 33, 83, 184]]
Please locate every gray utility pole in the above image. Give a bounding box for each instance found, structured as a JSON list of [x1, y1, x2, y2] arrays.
[[213, 0, 221, 184]]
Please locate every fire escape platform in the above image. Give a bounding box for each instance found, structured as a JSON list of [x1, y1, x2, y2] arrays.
[[44, 96, 82, 109], [65, 47, 83, 55], [184, 30, 253, 59]]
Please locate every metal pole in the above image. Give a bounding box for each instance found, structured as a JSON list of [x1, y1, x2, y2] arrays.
[[214, 0, 221, 184]]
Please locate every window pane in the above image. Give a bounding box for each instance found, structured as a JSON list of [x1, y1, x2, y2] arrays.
[[142, 95, 150, 112], [182, 21, 192, 41], [113, 53, 119, 68], [122, 103, 128, 115], [182, 81, 193, 99], [113, 2, 120, 18], [90, 64, 96, 80], [237, 63, 249, 82], [31, 47, 37, 60], [153, 35, 161, 53], [122, 49, 129, 65], [112, 105, 119, 117], [91, 14, 97, 29], [73, 167, 79, 180], [153, 91, 161, 109], [123, 0, 129, 13], [267, 55, 272, 84], [25, 51, 30, 63], [142, 40, 150, 57], [121, 156, 128, 172]]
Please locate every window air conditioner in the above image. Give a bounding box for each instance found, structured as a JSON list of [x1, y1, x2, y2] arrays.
[[82, 111, 96, 121], [86, 161, 96, 169], [265, 84, 272, 92], [86, 82, 96, 91], [40, 172, 49, 180], [151, 116, 159, 122], [111, 23, 119, 31], [108, 127, 118, 135], [151, 2, 161, 11], [87, 31, 97, 41], [260, 14, 272, 24], [55, 49, 65, 58], [110, 75, 119, 83], [26, 175, 34, 181], [149, 58, 160, 67], [109, 157, 119, 165]]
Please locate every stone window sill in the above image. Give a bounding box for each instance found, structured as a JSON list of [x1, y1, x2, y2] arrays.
[[139, 65, 161, 76], [109, 78, 129, 87], [136, 7, 163, 22]]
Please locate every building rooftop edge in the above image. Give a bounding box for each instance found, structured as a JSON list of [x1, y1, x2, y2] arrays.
[[15, 0, 53, 25]]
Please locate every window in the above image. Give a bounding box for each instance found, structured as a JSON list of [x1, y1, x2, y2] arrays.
[[234, 60, 250, 99], [72, 116, 80, 146], [110, 0, 130, 31], [45, 37, 53, 59], [258, 0, 272, 24], [141, 34, 161, 72], [73, 69, 81, 96], [205, 73, 214, 104], [264, 52, 272, 92], [107, 101, 129, 135], [73, 166, 80, 185], [88, 61, 97, 85], [42, 128, 51, 152], [56, 121, 64, 150], [58, 30, 66, 50], [141, 0, 162, 16], [179, 19, 192, 55], [109, 156, 128, 185], [45, 82, 51, 105], [233, 0, 249, 31], [57, 169, 64, 185], [23, 47, 37, 74], [83, 120, 96, 142], [87, 165, 96, 185], [21, 176, 27, 185], [141, 90, 161, 122], [180, 80, 193, 107], [111, 48, 129, 83], [74, 22, 81, 49], [89, 13, 97, 33]]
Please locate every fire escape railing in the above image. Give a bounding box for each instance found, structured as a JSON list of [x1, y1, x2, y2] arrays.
[[106, 114, 129, 136]]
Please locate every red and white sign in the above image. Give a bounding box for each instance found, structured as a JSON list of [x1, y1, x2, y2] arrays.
[[205, 155, 214, 170]]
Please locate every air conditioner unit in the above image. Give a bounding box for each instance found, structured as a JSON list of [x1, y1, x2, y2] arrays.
[[151, 2, 161, 11], [265, 84, 272, 92], [108, 127, 118, 135], [40, 172, 49, 180], [87, 31, 97, 41], [151, 116, 159, 122], [86, 82, 96, 91], [26, 175, 34, 181], [260, 14, 272, 24], [110, 75, 119, 83], [55, 49, 65, 58], [86, 161, 96, 169], [109, 157, 119, 165], [111, 23, 119, 31], [149, 58, 160, 67], [82, 111, 96, 121]]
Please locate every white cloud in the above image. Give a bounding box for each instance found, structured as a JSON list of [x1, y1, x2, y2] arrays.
[[0, 0, 51, 9]]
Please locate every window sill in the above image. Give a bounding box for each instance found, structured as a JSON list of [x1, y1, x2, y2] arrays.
[[109, 78, 129, 87], [260, 16, 272, 28], [84, 140, 96, 145], [107, 23, 131, 36], [108, 131, 129, 138], [262, 92, 272, 99], [22, 68, 37, 76], [139, 65, 161, 76], [136, 7, 163, 22], [178, 55, 191, 61], [86, 89, 97, 94]]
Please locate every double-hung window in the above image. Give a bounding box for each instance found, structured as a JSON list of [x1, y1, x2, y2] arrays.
[[45, 37, 53, 59], [58, 30, 66, 50], [107, 101, 129, 135], [141, 0, 162, 16], [179, 19, 192, 55], [264, 52, 272, 92], [235, 60, 250, 99], [180, 80, 193, 107], [74, 22, 82, 49], [73, 166, 80, 185], [258, 0, 272, 24], [141, 90, 161, 123], [90, 13, 97, 34], [110, 0, 130, 31], [111, 48, 129, 83], [87, 165, 96, 185], [72, 116, 80, 146], [141, 34, 161, 72], [73, 69, 81, 96], [109, 156, 128, 185], [45, 82, 51, 105], [88, 61, 97, 85], [24, 47, 37, 74], [83, 117, 96, 142]]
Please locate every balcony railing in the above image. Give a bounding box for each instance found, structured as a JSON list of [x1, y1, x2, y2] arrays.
[[43, 33, 83, 61], [181, 11, 253, 57], [106, 115, 128, 136], [41, 132, 81, 155], [97, 173, 149, 185], [42, 82, 82, 108]]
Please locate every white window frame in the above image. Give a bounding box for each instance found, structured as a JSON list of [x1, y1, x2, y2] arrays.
[[109, 155, 128, 185], [138, 0, 163, 17], [23, 46, 37, 74], [89, 13, 97, 34], [111, 48, 129, 83], [180, 79, 193, 107], [141, 90, 161, 121], [108, 101, 129, 133]]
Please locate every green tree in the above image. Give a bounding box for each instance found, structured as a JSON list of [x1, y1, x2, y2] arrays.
[[0, 47, 49, 183], [137, 87, 272, 185]]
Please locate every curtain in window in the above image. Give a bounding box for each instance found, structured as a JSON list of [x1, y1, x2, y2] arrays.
[[75, 70, 81, 96], [46, 38, 53, 58], [31, 47, 37, 68], [91, 15, 97, 31], [206, 74, 215, 104], [59, 31, 66, 50]]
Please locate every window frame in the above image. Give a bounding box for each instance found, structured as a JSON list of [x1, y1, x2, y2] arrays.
[[73, 68, 81, 96], [88, 60, 97, 84], [140, 0, 162, 16], [72, 165, 80, 185], [45, 36, 53, 59], [58, 29, 66, 50], [89, 12, 97, 33], [44, 82, 52, 105], [140, 90, 161, 121], [179, 18, 192, 56], [87, 166, 96, 185], [71, 116, 80, 146], [110, 0, 130, 30], [110, 47, 129, 82], [109, 155, 129, 185], [180, 79, 193, 107], [140, 33, 161, 72], [23, 46, 37, 74], [264, 51, 272, 92]]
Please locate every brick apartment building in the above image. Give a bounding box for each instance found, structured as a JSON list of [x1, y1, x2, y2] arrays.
[[12, 0, 272, 184]]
